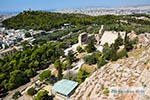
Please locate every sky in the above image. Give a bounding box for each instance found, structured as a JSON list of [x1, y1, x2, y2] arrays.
[[0, 0, 150, 11]]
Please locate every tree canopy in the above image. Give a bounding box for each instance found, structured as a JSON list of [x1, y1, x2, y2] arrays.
[[34, 90, 49, 100], [75, 68, 90, 84], [54, 60, 63, 80], [39, 70, 51, 81], [0, 42, 64, 90], [3, 11, 150, 34]]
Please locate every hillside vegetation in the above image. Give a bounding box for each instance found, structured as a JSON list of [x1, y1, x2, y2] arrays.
[[2, 11, 150, 34], [0, 42, 64, 90], [2, 11, 93, 30]]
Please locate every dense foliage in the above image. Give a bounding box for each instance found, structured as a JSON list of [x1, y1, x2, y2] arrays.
[[12, 91, 22, 99], [39, 70, 51, 81], [97, 57, 107, 68], [34, 90, 49, 100], [3, 11, 93, 30], [85, 38, 96, 53], [54, 60, 63, 80], [2, 11, 150, 34], [27, 87, 36, 96], [76, 46, 85, 53], [34, 27, 83, 45], [66, 50, 76, 66], [0, 42, 64, 90], [75, 68, 90, 84], [83, 51, 101, 65], [0, 11, 149, 96], [83, 32, 135, 68]]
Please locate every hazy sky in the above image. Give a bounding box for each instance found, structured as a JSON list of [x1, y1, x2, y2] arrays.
[[0, 0, 150, 11]]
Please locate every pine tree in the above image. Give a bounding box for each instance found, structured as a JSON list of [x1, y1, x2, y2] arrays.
[[54, 60, 63, 80]]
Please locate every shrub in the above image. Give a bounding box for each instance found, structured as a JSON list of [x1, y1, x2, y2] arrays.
[[24, 69, 35, 78], [76, 46, 84, 53], [117, 48, 128, 59], [39, 70, 51, 81], [85, 38, 96, 53], [66, 50, 75, 65], [75, 68, 90, 84], [103, 88, 109, 95], [34, 90, 49, 100], [115, 33, 123, 46], [124, 33, 134, 51], [27, 87, 36, 96], [97, 57, 107, 68], [12, 91, 21, 99], [54, 60, 63, 80], [62, 61, 69, 70], [93, 51, 102, 59], [83, 54, 97, 65], [110, 51, 118, 61], [102, 45, 112, 60]]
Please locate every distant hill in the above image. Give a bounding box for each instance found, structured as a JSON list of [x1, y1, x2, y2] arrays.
[[2, 10, 150, 33], [2, 11, 93, 30], [56, 5, 150, 16]]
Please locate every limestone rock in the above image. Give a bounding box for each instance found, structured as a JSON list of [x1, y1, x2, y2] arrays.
[[70, 47, 150, 100]]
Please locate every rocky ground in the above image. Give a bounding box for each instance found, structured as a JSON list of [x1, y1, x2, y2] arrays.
[[70, 44, 150, 100]]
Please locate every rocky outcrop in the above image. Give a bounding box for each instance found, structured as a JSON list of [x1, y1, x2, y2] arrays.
[[138, 33, 150, 47], [124, 66, 150, 100], [70, 46, 150, 100]]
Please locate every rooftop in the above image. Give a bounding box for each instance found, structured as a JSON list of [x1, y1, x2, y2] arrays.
[[51, 79, 78, 96]]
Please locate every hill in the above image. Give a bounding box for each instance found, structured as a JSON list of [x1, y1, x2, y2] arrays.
[[2, 11, 150, 34], [2, 11, 93, 30], [56, 5, 150, 16], [70, 37, 150, 100]]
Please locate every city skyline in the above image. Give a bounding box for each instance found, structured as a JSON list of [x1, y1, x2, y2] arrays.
[[0, 0, 150, 11]]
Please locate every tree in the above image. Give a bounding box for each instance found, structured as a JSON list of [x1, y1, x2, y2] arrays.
[[34, 90, 49, 100], [12, 91, 21, 100], [24, 69, 35, 78], [110, 33, 123, 52], [117, 48, 128, 59], [66, 50, 75, 66], [8, 70, 29, 90], [27, 87, 36, 96], [102, 43, 112, 60], [93, 51, 102, 59], [62, 61, 69, 70], [75, 68, 90, 84], [115, 33, 123, 46], [124, 32, 133, 51], [0, 73, 5, 83], [85, 38, 96, 53], [76, 46, 84, 53], [0, 42, 66, 92], [54, 60, 63, 80], [83, 54, 97, 65], [39, 70, 51, 81], [110, 43, 119, 52], [97, 57, 107, 68]]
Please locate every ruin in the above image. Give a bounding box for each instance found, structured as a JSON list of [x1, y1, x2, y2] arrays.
[[78, 25, 104, 45]]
